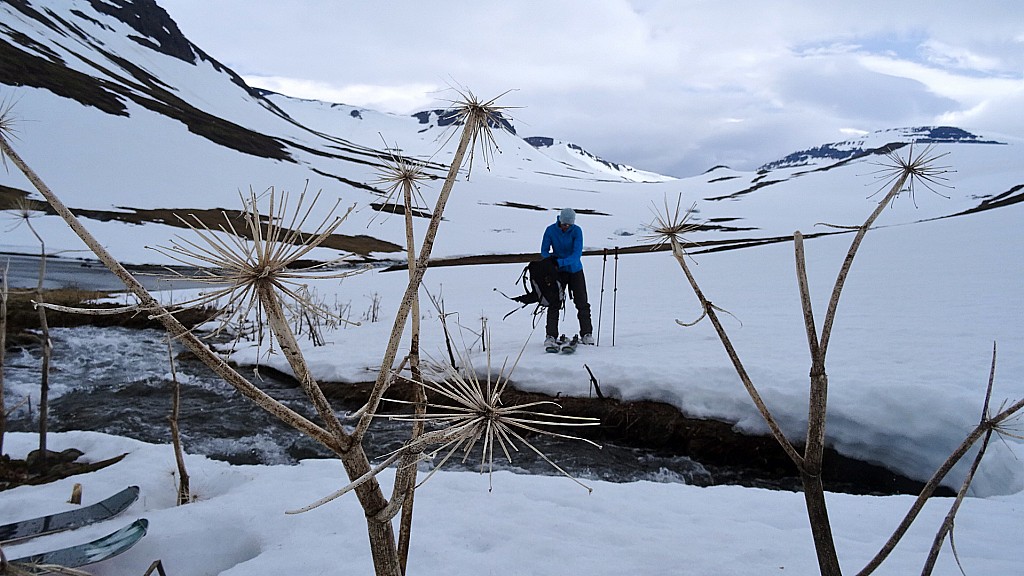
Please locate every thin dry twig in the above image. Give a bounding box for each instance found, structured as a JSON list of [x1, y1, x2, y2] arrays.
[[650, 198, 803, 467]]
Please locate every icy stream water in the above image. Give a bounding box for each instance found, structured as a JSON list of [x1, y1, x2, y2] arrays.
[[5, 326, 718, 486]]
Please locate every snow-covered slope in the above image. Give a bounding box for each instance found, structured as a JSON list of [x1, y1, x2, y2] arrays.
[[523, 136, 677, 182], [1, 0, 1020, 268]]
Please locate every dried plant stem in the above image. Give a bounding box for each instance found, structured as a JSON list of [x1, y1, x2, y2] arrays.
[[166, 339, 191, 505], [256, 267, 400, 574], [920, 429, 990, 576], [818, 171, 909, 360], [0, 263, 8, 455], [855, 401, 1024, 575], [21, 217, 52, 468], [256, 282, 349, 444], [33, 302, 141, 315], [790, 171, 910, 576], [920, 346, 998, 576], [354, 113, 478, 444], [793, 231, 841, 573], [669, 237, 803, 466], [396, 178, 425, 575], [857, 346, 1024, 576]]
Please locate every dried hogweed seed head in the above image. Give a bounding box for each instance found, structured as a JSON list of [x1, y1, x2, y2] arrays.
[[438, 86, 518, 177], [147, 185, 367, 336], [868, 143, 954, 208], [643, 193, 701, 253], [384, 341, 600, 492], [369, 146, 432, 225]]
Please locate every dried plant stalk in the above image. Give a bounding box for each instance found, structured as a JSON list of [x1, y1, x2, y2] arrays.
[[0, 263, 7, 455], [856, 345, 1024, 576], [15, 206, 54, 468], [0, 134, 347, 451], [166, 339, 191, 505], [656, 145, 1014, 576], [354, 92, 513, 444], [373, 148, 430, 573]]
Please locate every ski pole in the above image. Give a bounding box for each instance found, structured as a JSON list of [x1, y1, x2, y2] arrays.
[[612, 246, 619, 346], [597, 248, 607, 346]]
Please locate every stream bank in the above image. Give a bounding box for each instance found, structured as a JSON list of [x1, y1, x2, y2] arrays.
[[3, 290, 948, 496]]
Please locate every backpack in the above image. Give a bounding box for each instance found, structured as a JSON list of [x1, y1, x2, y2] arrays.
[[498, 257, 563, 320]]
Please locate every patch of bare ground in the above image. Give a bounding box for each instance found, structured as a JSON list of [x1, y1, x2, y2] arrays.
[[0, 185, 402, 258], [3, 288, 214, 346], [0, 451, 127, 491]]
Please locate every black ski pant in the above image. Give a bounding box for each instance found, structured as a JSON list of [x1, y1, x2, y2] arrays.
[[546, 269, 593, 338]]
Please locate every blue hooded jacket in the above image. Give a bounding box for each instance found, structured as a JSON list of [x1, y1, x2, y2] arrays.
[[541, 216, 583, 273]]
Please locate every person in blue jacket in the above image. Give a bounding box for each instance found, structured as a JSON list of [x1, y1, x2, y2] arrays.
[[541, 207, 594, 347]]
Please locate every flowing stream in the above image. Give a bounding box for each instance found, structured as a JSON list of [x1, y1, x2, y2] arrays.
[[5, 326, 721, 487]]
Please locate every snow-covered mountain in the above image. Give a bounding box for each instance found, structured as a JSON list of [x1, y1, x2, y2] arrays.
[[523, 136, 676, 183], [1, 0, 1021, 268], [759, 126, 1007, 171]]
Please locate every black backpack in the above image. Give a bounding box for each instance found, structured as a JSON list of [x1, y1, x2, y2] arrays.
[[498, 257, 563, 320]]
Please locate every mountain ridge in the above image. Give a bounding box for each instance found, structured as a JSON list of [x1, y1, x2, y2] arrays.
[[0, 0, 1021, 268]]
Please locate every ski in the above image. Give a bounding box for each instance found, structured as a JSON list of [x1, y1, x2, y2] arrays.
[[545, 334, 566, 353], [9, 518, 148, 572], [561, 334, 579, 354], [0, 485, 140, 544]]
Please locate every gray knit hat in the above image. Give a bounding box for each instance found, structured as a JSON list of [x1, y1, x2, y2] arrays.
[[559, 207, 576, 226]]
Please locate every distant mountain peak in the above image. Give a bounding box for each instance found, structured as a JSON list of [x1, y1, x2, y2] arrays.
[[760, 126, 1004, 171], [412, 109, 517, 135], [524, 136, 676, 183], [84, 0, 195, 63]]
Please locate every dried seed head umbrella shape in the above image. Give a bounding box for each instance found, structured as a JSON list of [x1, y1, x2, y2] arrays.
[[866, 142, 953, 209], [288, 338, 601, 514], [368, 144, 433, 226], [436, 86, 518, 177], [397, 343, 601, 489], [643, 194, 739, 328], [4, 196, 43, 232], [643, 193, 701, 253], [147, 185, 368, 336], [0, 96, 19, 168]]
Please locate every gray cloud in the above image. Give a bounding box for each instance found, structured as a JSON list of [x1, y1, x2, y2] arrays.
[[162, 0, 1024, 177]]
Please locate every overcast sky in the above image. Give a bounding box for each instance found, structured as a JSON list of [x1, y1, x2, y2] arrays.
[[160, 1, 1024, 178]]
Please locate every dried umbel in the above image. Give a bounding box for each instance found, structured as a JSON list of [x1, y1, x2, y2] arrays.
[[368, 144, 434, 229], [148, 185, 367, 335], [391, 344, 601, 490], [868, 143, 953, 208], [437, 86, 517, 177], [644, 193, 700, 253], [288, 338, 601, 515]]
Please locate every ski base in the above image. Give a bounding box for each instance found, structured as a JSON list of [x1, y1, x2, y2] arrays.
[[10, 518, 149, 572], [1, 485, 140, 544]]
